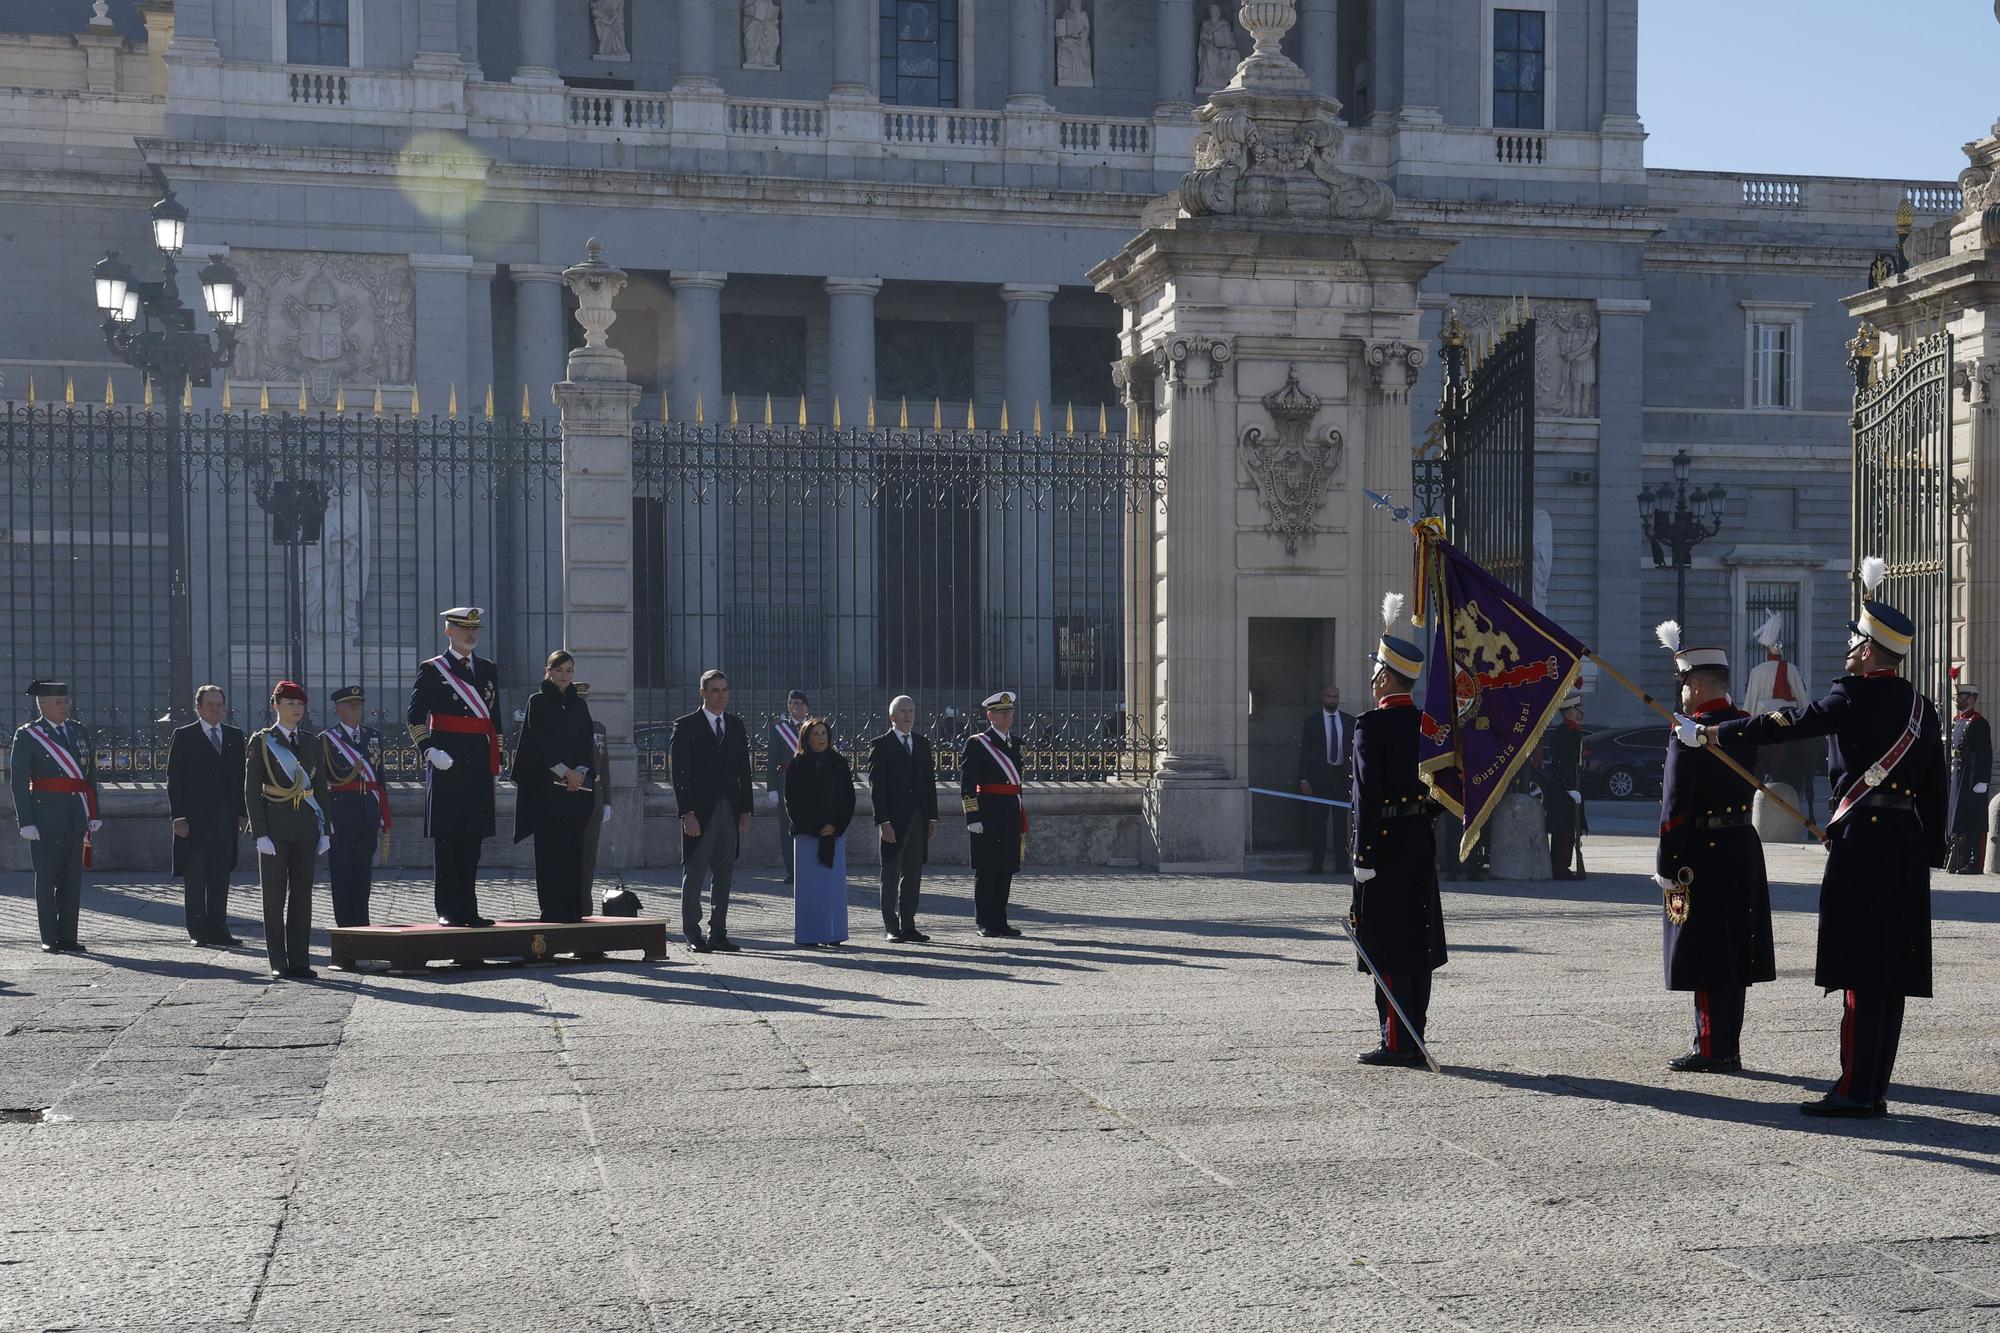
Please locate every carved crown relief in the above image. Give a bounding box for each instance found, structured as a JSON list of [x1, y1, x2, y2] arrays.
[[1241, 363, 1343, 555], [231, 250, 417, 402], [1451, 296, 1598, 418]]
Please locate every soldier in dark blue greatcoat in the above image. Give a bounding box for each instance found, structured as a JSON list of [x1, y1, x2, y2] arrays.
[[1349, 601, 1446, 1067], [1944, 674, 1990, 874], [1687, 564, 1946, 1118], [1653, 625, 1774, 1075]]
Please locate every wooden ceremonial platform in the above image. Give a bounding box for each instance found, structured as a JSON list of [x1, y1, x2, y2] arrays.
[[328, 917, 671, 972]]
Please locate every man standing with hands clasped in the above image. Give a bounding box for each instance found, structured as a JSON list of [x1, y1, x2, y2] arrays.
[[671, 669, 753, 953], [767, 689, 811, 884], [962, 690, 1027, 938], [408, 607, 502, 929], [870, 694, 938, 943], [12, 680, 101, 953], [1683, 558, 1945, 1118], [1944, 669, 1990, 874], [168, 684, 247, 947], [1296, 682, 1354, 874]]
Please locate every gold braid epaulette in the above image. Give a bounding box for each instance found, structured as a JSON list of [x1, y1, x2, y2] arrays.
[[323, 739, 361, 784], [258, 735, 312, 811]]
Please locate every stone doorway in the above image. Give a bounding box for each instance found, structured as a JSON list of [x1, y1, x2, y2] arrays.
[[1246, 616, 1337, 852]]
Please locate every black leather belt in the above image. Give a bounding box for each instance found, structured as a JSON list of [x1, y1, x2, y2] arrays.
[[1861, 794, 1917, 814], [1381, 800, 1429, 819], [1694, 812, 1751, 830]]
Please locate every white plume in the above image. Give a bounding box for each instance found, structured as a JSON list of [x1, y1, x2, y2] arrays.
[[1859, 555, 1887, 594], [1381, 592, 1405, 630], [1753, 611, 1783, 650], [1655, 619, 1682, 653]]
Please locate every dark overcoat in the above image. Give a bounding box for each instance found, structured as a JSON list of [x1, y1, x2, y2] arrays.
[[406, 651, 501, 840], [166, 721, 246, 878], [1657, 703, 1776, 992], [1946, 710, 1992, 839], [960, 728, 1025, 874], [1721, 674, 1946, 997], [1348, 700, 1447, 974], [322, 722, 385, 836], [1539, 720, 1585, 844], [510, 680, 596, 843]]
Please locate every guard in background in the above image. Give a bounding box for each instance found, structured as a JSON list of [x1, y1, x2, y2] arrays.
[[1698, 560, 1946, 1118], [408, 607, 501, 928], [577, 682, 614, 904], [1539, 688, 1587, 880], [10, 680, 101, 953], [1653, 624, 1774, 1073], [1945, 670, 1990, 874], [1350, 600, 1446, 1067], [767, 690, 810, 884], [1744, 611, 1814, 820], [962, 690, 1026, 938], [322, 685, 388, 929], [1295, 683, 1354, 874]]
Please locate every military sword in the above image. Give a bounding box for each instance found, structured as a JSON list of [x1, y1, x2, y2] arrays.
[[1341, 919, 1442, 1074]]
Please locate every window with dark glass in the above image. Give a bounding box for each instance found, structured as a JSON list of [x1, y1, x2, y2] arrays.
[[288, 0, 350, 67], [880, 0, 959, 107], [1492, 9, 1544, 130]]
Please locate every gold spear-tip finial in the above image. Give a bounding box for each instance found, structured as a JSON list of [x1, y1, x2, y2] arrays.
[[374, 384, 384, 417], [24, 374, 34, 404], [832, 396, 842, 430], [798, 394, 807, 427], [410, 384, 420, 415], [299, 379, 309, 413], [1000, 401, 1009, 432], [967, 401, 976, 430], [867, 397, 877, 430], [1065, 401, 1075, 433], [260, 383, 270, 413], [762, 392, 772, 426], [484, 384, 494, 419], [221, 380, 232, 410], [447, 383, 460, 418], [899, 397, 908, 429], [933, 398, 942, 429], [143, 377, 153, 409], [335, 383, 347, 414], [64, 374, 75, 405], [1098, 402, 1108, 434], [695, 394, 704, 425], [105, 375, 115, 407], [660, 391, 670, 423], [1033, 401, 1042, 433], [729, 393, 740, 426], [182, 377, 193, 410]]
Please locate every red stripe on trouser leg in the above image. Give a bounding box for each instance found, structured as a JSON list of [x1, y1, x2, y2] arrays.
[[1382, 974, 1398, 1051], [1695, 991, 1712, 1057], [1835, 989, 1857, 1098]]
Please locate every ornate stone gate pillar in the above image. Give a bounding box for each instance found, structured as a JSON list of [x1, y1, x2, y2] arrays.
[[1091, 0, 1454, 871]]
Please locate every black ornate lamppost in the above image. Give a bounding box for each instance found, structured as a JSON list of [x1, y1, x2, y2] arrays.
[[90, 191, 245, 723], [1637, 448, 1726, 631]]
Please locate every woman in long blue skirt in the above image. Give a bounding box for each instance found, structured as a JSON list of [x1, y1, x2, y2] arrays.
[[783, 719, 854, 946]]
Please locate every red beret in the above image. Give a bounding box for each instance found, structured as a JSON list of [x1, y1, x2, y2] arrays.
[[271, 680, 308, 703]]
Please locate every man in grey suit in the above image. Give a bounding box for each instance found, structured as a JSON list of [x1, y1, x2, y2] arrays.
[[868, 694, 939, 943], [669, 669, 754, 953]]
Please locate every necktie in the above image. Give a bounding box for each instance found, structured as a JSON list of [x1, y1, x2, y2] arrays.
[[209, 725, 222, 753], [902, 733, 912, 754], [713, 716, 723, 742], [1327, 714, 1337, 765]]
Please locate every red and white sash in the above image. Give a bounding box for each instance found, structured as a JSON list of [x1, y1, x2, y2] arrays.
[[774, 719, 800, 755], [429, 654, 492, 720], [1828, 686, 1926, 829], [324, 727, 391, 830], [26, 724, 97, 864], [971, 731, 1023, 786]]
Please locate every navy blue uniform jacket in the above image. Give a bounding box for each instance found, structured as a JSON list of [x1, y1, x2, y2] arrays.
[[1657, 703, 1775, 992], [1348, 699, 1446, 974]]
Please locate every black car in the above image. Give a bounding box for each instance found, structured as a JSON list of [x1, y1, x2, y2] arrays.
[[1580, 723, 1669, 800]]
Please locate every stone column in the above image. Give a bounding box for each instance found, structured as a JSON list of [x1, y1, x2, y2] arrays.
[[554, 240, 643, 871], [515, 0, 559, 83], [1594, 298, 1649, 684], [459, 0, 482, 73], [1399, 0, 1438, 115], [676, 0, 720, 91], [1001, 284, 1059, 700], [416, 0, 459, 66], [1007, 0, 1050, 109], [1002, 284, 1057, 425], [826, 278, 882, 693], [1155, 0, 1196, 111], [167, 0, 220, 60], [512, 265, 568, 417], [410, 254, 474, 400], [1361, 338, 1425, 652], [831, 0, 874, 99], [507, 264, 567, 695], [1298, 0, 1338, 101], [670, 271, 727, 686], [1365, 0, 1402, 123]]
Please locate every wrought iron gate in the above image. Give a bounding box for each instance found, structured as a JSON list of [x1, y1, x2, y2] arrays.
[[1851, 328, 1953, 705], [1419, 310, 1536, 594]]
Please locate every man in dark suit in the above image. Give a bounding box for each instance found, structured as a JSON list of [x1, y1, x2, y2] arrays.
[[962, 690, 1027, 938], [670, 668, 754, 952], [322, 684, 389, 928], [766, 689, 810, 884], [1296, 682, 1355, 873], [407, 606, 502, 928], [168, 684, 247, 946], [870, 693, 939, 943]]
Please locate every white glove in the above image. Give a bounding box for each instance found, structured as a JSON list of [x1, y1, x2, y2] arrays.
[[1567, 790, 1582, 804], [764, 790, 780, 807], [967, 822, 984, 834], [18, 825, 38, 841], [427, 748, 454, 771], [1977, 784, 1989, 795], [256, 836, 277, 857], [317, 835, 331, 855], [1353, 866, 1376, 883], [602, 804, 614, 825], [1652, 872, 1675, 893], [1673, 714, 1706, 747], [87, 819, 103, 833]]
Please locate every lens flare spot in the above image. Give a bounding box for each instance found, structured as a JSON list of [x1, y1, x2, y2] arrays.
[[394, 131, 490, 223]]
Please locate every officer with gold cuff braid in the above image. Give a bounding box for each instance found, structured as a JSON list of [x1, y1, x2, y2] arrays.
[[1685, 559, 1946, 1118], [961, 690, 1026, 938], [408, 606, 502, 928], [1652, 624, 1774, 1075]]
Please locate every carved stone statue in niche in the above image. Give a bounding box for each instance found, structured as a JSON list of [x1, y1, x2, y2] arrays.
[[590, 0, 630, 60], [1055, 0, 1093, 88], [1197, 3, 1238, 89], [1451, 296, 1600, 418], [743, 0, 781, 69]]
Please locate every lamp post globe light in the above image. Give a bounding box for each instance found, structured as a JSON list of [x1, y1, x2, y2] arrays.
[[1636, 448, 1726, 633], [90, 191, 245, 724]]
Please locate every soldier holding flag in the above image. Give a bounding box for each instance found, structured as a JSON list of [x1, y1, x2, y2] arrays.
[[1688, 558, 1946, 1117], [10, 680, 101, 953], [1653, 624, 1774, 1074]]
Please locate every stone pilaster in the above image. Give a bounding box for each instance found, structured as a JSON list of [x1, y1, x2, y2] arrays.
[[409, 253, 475, 402], [1155, 0, 1196, 112], [555, 240, 643, 872], [676, 0, 721, 92], [1595, 298, 1650, 680], [459, 0, 482, 74], [826, 277, 882, 690], [1007, 0, 1050, 110], [512, 265, 567, 418], [1298, 0, 1338, 101], [669, 270, 727, 686], [830, 0, 874, 99], [515, 0, 560, 83]]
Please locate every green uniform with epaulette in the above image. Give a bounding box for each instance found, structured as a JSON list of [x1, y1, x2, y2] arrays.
[[9, 681, 100, 951]]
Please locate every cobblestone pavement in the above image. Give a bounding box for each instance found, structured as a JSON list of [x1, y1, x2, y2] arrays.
[[0, 834, 1995, 1331]]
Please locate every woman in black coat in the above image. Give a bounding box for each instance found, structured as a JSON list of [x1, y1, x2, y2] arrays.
[[511, 651, 597, 922], [783, 720, 856, 945]]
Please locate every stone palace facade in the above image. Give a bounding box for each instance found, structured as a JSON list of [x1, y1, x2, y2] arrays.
[[0, 0, 1956, 769]]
